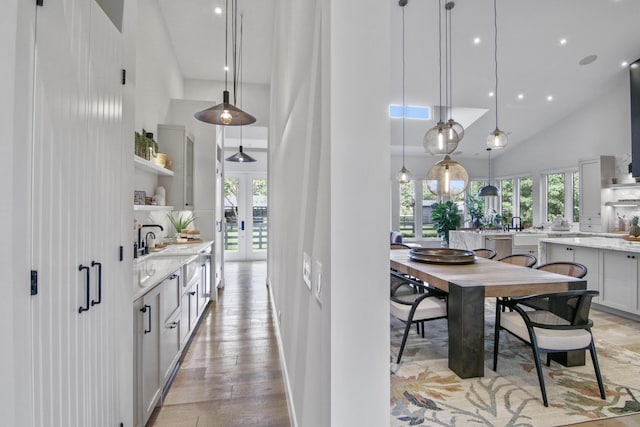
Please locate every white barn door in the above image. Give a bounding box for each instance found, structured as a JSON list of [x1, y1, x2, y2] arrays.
[[30, 1, 126, 426]]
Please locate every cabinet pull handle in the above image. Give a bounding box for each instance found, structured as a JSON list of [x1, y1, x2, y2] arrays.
[[169, 274, 178, 280], [78, 265, 91, 313], [241, 220, 245, 231], [190, 290, 196, 296], [90, 261, 102, 306], [168, 322, 178, 329], [140, 304, 152, 334]]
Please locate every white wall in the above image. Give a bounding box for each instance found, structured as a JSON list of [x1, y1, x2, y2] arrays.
[[494, 75, 632, 177], [269, 0, 390, 425], [135, 0, 184, 133]]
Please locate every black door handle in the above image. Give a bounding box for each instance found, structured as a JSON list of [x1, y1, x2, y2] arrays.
[[90, 261, 102, 306], [241, 220, 245, 231], [140, 304, 152, 334], [189, 291, 196, 296], [78, 264, 90, 313]]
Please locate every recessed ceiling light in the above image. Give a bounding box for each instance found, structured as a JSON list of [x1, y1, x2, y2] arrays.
[[214, 6, 223, 14], [517, 94, 524, 100], [489, 91, 495, 97], [547, 95, 553, 101], [224, 65, 229, 71], [559, 38, 567, 45], [632, 63, 640, 69], [473, 37, 481, 44], [622, 61, 629, 67]]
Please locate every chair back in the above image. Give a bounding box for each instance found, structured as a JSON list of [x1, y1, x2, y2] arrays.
[[528, 290, 598, 326], [536, 262, 587, 279], [473, 248, 497, 259], [498, 253, 537, 267]]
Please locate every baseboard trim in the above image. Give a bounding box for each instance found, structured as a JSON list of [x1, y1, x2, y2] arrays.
[[267, 276, 298, 427]]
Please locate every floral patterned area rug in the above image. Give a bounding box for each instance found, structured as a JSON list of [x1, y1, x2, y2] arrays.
[[390, 304, 640, 427]]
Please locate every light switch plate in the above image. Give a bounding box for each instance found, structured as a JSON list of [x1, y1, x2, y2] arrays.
[[303, 252, 311, 290], [314, 260, 322, 305]]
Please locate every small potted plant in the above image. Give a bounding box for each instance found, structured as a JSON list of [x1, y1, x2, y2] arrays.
[[431, 201, 462, 246], [167, 212, 196, 237]]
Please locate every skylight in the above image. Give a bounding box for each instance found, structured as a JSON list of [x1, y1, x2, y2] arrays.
[[389, 105, 431, 120]]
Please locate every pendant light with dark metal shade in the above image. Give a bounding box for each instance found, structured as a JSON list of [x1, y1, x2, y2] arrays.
[[486, 0, 508, 149], [396, 0, 412, 183], [226, 144, 256, 162], [194, 0, 256, 126], [478, 148, 500, 197], [225, 13, 256, 163]]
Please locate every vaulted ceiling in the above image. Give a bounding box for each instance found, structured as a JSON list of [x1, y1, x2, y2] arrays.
[[158, 0, 640, 158]]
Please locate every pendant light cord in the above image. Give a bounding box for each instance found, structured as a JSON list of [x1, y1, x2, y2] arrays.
[[438, 0, 442, 122], [239, 13, 244, 145], [447, 4, 453, 122], [493, 0, 499, 129], [224, 0, 228, 92], [232, 0, 238, 105], [401, 3, 406, 167], [444, 2, 449, 122]]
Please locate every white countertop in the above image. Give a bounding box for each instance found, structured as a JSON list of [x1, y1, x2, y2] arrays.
[[133, 240, 213, 300], [540, 236, 640, 253]]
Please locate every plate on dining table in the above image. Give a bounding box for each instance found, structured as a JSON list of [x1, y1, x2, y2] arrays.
[[409, 247, 476, 264]]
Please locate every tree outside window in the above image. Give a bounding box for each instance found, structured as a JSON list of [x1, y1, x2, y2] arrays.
[[399, 181, 415, 238], [519, 177, 533, 228], [573, 172, 580, 222], [421, 181, 437, 237], [500, 179, 513, 226], [546, 173, 565, 221]]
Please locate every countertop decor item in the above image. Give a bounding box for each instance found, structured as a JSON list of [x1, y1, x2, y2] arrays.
[[431, 200, 462, 244], [167, 212, 196, 234]]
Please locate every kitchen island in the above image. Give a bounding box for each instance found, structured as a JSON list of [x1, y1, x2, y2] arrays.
[[540, 236, 640, 320]]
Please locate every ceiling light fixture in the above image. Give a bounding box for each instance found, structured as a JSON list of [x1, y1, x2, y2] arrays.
[[426, 155, 469, 197], [195, 0, 256, 126], [424, 0, 460, 155], [547, 95, 553, 101], [444, 2, 464, 145], [396, 0, 411, 183], [226, 13, 256, 163], [478, 148, 500, 197], [560, 38, 567, 45], [214, 6, 223, 14], [473, 37, 481, 44], [486, 0, 508, 149]]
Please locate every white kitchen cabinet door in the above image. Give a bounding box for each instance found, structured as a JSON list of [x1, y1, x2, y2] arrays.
[[30, 1, 126, 426], [573, 246, 601, 300], [138, 287, 161, 426], [601, 251, 638, 313], [578, 157, 614, 232], [157, 124, 195, 210]]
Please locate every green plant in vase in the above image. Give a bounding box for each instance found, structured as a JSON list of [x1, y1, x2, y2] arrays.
[[465, 192, 484, 229], [167, 212, 196, 236], [431, 201, 462, 245]]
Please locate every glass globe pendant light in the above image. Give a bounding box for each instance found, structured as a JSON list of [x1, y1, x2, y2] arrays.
[[444, 1, 464, 145], [486, 0, 508, 149], [424, 0, 459, 155], [426, 155, 469, 197], [396, 0, 412, 184]]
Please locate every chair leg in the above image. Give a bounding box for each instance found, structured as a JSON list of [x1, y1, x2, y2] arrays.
[[397, 320, 413, 364], [531, 347, 549, 407], [421, 321, 425, 338], [493, 305, 501, 371], [546, 353, 551, 367], [589, 340, 607, 400]]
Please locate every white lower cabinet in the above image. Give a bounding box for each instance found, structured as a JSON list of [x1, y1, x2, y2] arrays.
[[601, 250, 638, 314], [137, 286, 161, 427], [160, 310, 181, 385]]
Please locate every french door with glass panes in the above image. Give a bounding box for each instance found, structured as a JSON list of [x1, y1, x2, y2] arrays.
[[224, 174, 268, 260]]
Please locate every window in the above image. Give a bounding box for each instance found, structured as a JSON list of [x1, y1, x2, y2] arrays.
[[500, 179, 513, 226], [546, 172, 565, 221], [421, 182, 437, 237], [399, 181, 415, 238], [519, 177, 533, 228]]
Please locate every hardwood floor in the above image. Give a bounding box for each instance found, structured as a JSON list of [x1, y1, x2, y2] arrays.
[[147, 260, 640, 426], [148, 261, 291, 427]]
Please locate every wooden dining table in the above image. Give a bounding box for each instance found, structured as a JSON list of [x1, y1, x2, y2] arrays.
[[390, 249, 587, 379]]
